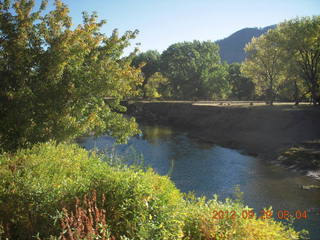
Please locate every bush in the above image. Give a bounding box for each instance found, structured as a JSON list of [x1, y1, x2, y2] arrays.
[[182, 196, 306, 240], [0, 142, 307, 239], [0, 141, 183, 239]]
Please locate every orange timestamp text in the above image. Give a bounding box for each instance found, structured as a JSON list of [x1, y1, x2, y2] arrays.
[[212, 209, 308, 220]]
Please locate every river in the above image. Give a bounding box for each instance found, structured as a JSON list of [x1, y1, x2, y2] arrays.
[[79, 124, 320, 239]]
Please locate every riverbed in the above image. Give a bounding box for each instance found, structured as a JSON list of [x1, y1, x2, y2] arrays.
[[79, 124, 320, 239]]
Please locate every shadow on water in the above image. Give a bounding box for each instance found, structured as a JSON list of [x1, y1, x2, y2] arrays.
[[79, 124, 320, 239]]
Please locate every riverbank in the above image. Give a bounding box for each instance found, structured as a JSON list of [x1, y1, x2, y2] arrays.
[[126, 101, 320, 179], [1, 141, 307, 240]]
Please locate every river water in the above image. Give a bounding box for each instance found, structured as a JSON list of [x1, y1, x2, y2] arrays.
[[79, 124, 320, 239]]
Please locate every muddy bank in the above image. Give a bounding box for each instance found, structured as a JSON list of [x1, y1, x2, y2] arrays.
[[126, 102, 320, 169]]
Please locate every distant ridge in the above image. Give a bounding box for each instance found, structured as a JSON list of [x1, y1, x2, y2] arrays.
[[216, 25, 276, 64]]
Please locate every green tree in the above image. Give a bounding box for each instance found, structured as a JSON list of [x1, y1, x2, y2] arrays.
[[131, 50, 161, 98], [228, 63, 254, 100], [143, 72, 168, 99], [242, 32, 284, 105], [276, 16, 320, 105], [0, 0, 143, 151], [160, 41, 229, 99], [277, 59, 309, 104]]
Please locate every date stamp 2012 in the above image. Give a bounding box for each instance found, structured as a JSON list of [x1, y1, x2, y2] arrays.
[[212, 209, 309, 220]]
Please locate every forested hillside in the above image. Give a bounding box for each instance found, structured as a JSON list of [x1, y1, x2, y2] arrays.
[[216, 25, 276, 63]]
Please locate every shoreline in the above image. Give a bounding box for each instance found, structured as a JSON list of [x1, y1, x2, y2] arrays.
[[126, 101, 320, 181]]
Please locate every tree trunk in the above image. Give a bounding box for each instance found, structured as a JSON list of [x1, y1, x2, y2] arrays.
[[310, 83, 319, 106], [269, 77, 274, 106], [293, 80, 300, 105]]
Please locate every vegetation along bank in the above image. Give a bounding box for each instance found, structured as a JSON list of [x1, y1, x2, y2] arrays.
[[0, 0, 319, 238]]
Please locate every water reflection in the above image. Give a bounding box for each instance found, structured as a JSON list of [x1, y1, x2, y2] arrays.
[[80, 124, 320, 239], [141, 125, 173, 143]]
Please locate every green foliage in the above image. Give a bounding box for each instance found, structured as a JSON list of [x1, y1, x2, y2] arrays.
[[182, 195, 305, 240], [0, 142, 306, 240], [131, 50, 162, 98], [228, 63, 255, 100], [242, 16, 320, 105], [242, 31, 284, 105], [144, 72, 168, 99], [160, 41, 230, 100], [0, 141, 183, 239], [275, 16, 320, 105], [277, 75, 308, 103], [132, 50, 161, 80], [0, 0, 143, 151]]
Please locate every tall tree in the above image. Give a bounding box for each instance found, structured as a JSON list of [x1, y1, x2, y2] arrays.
[[228, 63, 254, 100], [132, 50, 160, 79], [277, 58, 309, 104], [242, 32, 284, 105], [131, 50, 160, 98], [276, 16, 320, 105], [160, 41, 229, 99], [0, 0, 143, 150]]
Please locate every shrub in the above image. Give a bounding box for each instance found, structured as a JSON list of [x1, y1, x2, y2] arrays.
[[182, 196, 306, 240], [0, 141, 183, 239], [0, 141, 307, 240]]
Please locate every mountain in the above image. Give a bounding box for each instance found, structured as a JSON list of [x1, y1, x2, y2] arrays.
[[216, 25, 276, 64]]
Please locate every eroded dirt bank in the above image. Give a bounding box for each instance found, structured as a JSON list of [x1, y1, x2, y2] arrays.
[[126, 102, 320, 166]]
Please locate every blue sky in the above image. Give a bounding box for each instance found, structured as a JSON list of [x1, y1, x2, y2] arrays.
[[38, 0, 320, 54]]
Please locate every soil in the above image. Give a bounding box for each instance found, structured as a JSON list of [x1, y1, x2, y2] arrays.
[[126, 101, 320, 179]]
